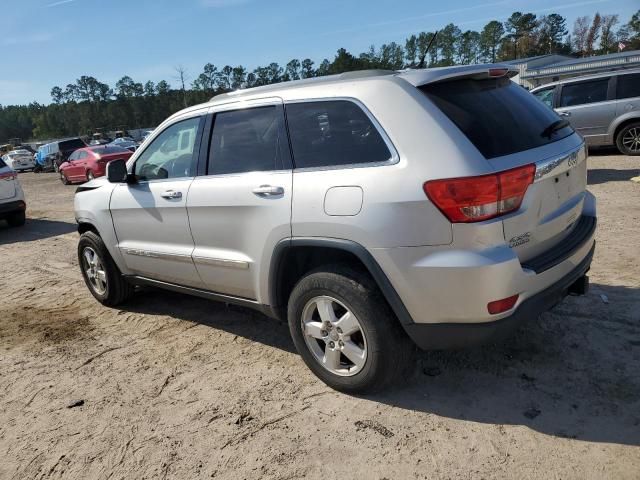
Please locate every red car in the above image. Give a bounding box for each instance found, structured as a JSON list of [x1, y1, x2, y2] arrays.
[[59, 145, 133, 184]]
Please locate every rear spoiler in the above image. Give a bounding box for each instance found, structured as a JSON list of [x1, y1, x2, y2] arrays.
[[398, 64, 518, 87]]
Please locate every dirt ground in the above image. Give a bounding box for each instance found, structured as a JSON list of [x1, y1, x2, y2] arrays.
[[1, 151, 639, 480]]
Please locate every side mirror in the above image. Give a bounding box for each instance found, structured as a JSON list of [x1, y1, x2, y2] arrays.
[[107, 159, 128, 183]]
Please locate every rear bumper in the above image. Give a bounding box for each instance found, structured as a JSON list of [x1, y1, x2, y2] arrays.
[[403, 243, 594, 350], [0, 200, 26, 218]]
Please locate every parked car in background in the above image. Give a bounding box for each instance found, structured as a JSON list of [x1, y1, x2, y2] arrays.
[[34, 144, 54, 172], [531, 68, 640, 155], [0, 157, 26, 227], [111, 137, 139, 152], [50, 138, 88, 171], [141, 130, 154, 142], [2, 149, 36, 171], [74, 66, 596, 392], [60, 145, 133, 184]]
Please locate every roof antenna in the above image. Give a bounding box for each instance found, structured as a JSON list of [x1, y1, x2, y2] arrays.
[[424, 31, 438, 65]]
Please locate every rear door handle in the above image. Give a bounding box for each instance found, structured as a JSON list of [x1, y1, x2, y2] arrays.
[[160, 190, 182, 199], [252, 185, 284, 197], [559, 111, 571, 117]]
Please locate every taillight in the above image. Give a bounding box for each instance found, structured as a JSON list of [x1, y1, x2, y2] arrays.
[[0, 171, 16, 181], [423, 164, 535, 223]]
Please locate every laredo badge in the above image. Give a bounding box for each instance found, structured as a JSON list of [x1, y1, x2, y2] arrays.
[[509, 232, 531, 248]]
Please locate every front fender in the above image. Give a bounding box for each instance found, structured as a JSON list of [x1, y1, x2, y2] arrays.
[[74, 181, 131, 275]]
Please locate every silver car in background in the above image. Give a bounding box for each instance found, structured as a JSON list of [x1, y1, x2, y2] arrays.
[[531, 68, 640, 155], [2, 149, 36, 172], [74, 65, 596, 392]]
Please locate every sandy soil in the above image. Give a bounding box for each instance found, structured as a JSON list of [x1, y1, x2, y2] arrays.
[[1, 151, 639, 479]]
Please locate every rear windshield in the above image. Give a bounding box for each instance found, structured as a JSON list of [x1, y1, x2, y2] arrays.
[[92, 146, 129, 155], [420, 77, 573, 159], [59, 139, 86, 151]]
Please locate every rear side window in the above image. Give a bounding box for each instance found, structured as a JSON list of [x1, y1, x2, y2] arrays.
[[560, 79, 609, 107], [208, 106, 285, 175], [92, 146, 129, 155], [0, 158, 6, 168], [286, 101, 392, 169], [616, 73, 640, 100], [421, 77, 573, 159]]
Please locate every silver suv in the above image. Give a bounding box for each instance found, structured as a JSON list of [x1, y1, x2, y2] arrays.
[[531, 68, 640, 155], [74, 65, 597, 392]]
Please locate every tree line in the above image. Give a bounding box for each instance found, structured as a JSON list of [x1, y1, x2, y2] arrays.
[[1, 9, 638, 143]]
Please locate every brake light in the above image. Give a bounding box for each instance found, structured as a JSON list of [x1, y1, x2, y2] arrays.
[[0, 171, 16, 181], [423, 164, 535, 223], [488, 295, 519, 314], [488, 68, 509, 77]]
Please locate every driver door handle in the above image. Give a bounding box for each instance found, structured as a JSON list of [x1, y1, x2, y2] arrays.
[[161, 190, 182, 199], [252, 185, 284, 197], [559, 111, 571, 117]]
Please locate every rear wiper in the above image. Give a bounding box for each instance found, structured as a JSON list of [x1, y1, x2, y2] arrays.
[[541, 119, 570, 139]]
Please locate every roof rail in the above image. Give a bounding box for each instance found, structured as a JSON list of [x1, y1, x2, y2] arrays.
[[209, 69, 397, 102]]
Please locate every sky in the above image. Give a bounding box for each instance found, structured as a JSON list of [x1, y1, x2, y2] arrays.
[[1, 0, 638, 106]]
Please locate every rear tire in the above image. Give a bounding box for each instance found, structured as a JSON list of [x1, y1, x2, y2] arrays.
[[7, 210, 26, 227], [287, 265, 411, 394], [78, 231, 134, 306], [616, 122, 640, 156], [86, 170, 95, 181]]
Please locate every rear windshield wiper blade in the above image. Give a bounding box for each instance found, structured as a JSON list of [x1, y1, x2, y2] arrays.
[[541, 119, 570, 139]]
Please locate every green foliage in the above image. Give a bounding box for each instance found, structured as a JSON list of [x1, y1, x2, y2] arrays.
[[1, 8, 637, 143]]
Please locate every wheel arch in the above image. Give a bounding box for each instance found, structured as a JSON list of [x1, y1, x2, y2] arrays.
[[269, 238, 414, 325], [612, 115, 640, 143], [78, 221, 100, 236]]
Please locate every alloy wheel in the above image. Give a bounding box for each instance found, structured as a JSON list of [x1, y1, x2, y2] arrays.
[[82, 247, 107, 295], [622, 127, 640, 153], [301, 295, 368, 377]]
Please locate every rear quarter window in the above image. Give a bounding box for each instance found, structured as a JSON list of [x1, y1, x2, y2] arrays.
[[616, 73, 640, 100], [0, 158, 6, 168], [420, 77, 574, 159], [286, 100, 392, 169]]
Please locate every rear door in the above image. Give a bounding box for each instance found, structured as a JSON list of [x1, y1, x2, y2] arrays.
[[614, 72, 640, 118], [556, 77, 616, 145], [187, 99, 292, 301], [110, 113, 205, 287]]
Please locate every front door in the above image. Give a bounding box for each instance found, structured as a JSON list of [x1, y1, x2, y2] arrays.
[[187, 100, 292, 301], [110, 114, 205, 288], [556, 77, 616, 145]]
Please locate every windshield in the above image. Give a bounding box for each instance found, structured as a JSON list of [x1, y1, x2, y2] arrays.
[[420, 77, 574, 159]]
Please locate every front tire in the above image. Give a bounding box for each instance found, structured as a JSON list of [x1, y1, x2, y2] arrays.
[[60, 171, 71, 185], [616, 122, 640, 156], [287, 265, 411, 393], [6, 210, 26, 227], [78, 231, 134, 306]]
